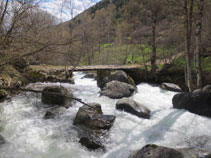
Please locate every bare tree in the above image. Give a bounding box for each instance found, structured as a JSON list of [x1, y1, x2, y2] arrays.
[[194, 0, 204, 89], [141, 0, 166, 76], [183, 0, 194, 92]]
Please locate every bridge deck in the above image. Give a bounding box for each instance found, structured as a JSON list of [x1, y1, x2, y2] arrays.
[[69, 65, 142, 71]]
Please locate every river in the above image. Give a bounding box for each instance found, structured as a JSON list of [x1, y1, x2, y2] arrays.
[[0, 72, 211, 158]]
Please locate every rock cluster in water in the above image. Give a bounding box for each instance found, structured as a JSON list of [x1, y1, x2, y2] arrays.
[[101, 80, 136, 99], [129, 144, 211, 158], [74, 103, 115, 150], [116, 98, 151, 119], [41, 86, 73, 108], [97, 70, 137, 99], [173, 85, 211, 117], [161, 83, 182, 92]]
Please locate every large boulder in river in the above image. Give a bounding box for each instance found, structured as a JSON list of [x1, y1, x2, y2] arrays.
[[43, 111, 56, 119], [202, 85, 211, 92], [74, 103, 103, 125], [74, 103, 115, 150], [161, 83, 182, 92], [41, 86, 73, 108], [108, 71, 135, 86], [129, 144, 211, 158], [101, 81, 136, 99], [74, 103, 115, 130], [97, 70, 135, 89], [172, 91, 211, 117], [116, 98, 150, 119]]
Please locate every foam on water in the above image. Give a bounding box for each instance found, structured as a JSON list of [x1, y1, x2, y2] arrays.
[[0, 72, 211, 158]]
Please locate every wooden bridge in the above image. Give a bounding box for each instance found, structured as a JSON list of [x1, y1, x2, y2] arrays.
[[68, 64, 142, 71]]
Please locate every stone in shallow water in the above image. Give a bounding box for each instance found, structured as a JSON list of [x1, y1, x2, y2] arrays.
[[129, 144, 211, 158], [173, 91, 211, 117], [161, 83, 182, 92], [41, 86, 73, 108], [116, 98, 150, 119], [78, 128, 107, 150], [202, 85, 211, 92], [74, 103, 115, 150], [74, 103, 103, 126], [84, 114, 116, 130], [79, 137, 103, 150], [43, 111, 56, 119], [101, 80, 136, 99]]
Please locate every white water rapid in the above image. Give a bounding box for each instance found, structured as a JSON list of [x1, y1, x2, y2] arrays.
[[0, 72, 211, 158]]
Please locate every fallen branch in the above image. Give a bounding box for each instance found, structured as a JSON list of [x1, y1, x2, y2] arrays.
[[0, 86, 91, 107]]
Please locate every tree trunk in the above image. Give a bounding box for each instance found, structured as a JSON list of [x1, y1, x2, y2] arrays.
[[151, 17, 157, 76], [184, 0, 194, 92], [195, 0, 204, 89]]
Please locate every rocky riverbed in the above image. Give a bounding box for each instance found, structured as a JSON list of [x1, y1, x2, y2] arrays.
[[0, 72, 211, 158]]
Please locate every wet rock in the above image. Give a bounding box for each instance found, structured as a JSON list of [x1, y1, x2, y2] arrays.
[[43, 111, 56, 119], [74, 103, 115, 150], [192, 89, 201, 94], [116, 98, 150, 119], [129, 144, 211, 158], [83, 114, 116, 130], [0, 135, 5, 145], [41, 86, 73, 108], [101, 81, 136, 99], [108, 71, 135, 86], [172, 91, 211, 117], [96, 70, 135, 89], [78, 127, 106, 150], [161, 83, 182, 92], [79, 136, 103, 150], [202, 85, 211, 92], [74, 103, 103, 125], [0, 90, 8, 102], [74, 103, 115, 130]]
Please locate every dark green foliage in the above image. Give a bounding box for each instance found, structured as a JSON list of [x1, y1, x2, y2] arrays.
[[89, 0, 129, 17]]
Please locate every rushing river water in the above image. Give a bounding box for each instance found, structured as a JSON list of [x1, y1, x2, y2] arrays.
[[1, 72, 211, 158]]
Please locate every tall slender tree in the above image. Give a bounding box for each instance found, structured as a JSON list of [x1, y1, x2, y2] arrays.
[[194, 0, 204, 89], [141, 0, 166, 76], [183, 0, 194, 92]]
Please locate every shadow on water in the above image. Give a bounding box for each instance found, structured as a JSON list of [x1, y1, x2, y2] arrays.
[[104, 110, 185, 158], [141, 110, 185, 143]]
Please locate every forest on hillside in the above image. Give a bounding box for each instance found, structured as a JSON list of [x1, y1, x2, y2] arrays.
[[1, 0, 211, 91]]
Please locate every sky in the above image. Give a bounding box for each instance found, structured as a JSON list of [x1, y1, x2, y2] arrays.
[[39, 0, 100, 22]]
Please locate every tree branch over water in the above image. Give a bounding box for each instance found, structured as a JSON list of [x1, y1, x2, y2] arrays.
[[0, 86, 91, 107]]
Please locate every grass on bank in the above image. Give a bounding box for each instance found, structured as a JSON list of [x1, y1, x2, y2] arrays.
[[174, 56, 211, 72]]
